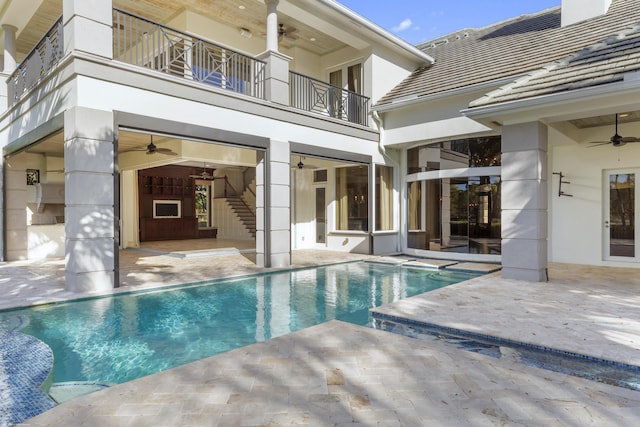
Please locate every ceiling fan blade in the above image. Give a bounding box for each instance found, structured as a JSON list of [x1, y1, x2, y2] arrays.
[[620, 136, 640, 143], [155, 148, 177, 155], [587, 141, 611, 147]]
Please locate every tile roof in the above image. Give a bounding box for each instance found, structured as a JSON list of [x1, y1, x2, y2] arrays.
[[375, 0, 640, 107], [470, 23, 640, 107]]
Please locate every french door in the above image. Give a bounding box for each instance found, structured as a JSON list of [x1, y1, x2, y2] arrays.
[[604, 169, 640, 261]]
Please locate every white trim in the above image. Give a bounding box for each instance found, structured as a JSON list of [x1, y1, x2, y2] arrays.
[[407, 166, 501, 183], [463, 75, 640, 122]]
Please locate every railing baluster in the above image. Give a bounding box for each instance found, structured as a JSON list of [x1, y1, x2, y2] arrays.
[[288, 71, 369, 126], [112, 8, 266, 100], [8, 16, 64, 105]]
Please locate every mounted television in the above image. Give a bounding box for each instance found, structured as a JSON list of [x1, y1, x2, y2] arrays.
[[153, 200, 181, 218]]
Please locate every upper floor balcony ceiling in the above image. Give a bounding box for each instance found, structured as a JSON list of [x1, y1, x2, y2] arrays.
[[6, 0, 351, 57]]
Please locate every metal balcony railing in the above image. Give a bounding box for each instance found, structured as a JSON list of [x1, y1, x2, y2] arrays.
[[8, 17, 64, 105], [113, 8, 266, 99], [289, 71, 370, 126]]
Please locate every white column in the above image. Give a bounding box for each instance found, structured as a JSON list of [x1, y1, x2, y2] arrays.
[[501, 122, 548, 282], [257, 0, 291, 105], [2, 24, 17, 73], [4, 153, 28, 260], [255, 140, 291, 268], [63, 0, 113, 59], [64, 107, 116, 292], [265, 0, 279, 53]]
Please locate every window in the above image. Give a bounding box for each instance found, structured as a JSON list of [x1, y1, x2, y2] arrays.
[[26, 169, 40, 185], [376, 165, 393, 231], [329, 63, 363, 120], [407, 136, 501, 174], [195, 181, 211, 228], [313, 169, 327, 183], [336, 166, 368, 231], [406, 176, 501, 254]]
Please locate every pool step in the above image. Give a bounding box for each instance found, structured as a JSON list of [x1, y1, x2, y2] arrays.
[[367, 256, 500, 274]]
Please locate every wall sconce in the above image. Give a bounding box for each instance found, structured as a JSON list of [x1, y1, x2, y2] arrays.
[[240, 28, 252, 38]]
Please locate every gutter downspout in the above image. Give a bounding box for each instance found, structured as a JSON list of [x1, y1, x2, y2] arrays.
[[371, 109, 402, 253]]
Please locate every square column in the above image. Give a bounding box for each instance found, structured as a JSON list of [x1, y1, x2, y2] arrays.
[[63, 0, 113, 59], [3, 153, 28, 260], [64, 107, 116, 292], [256, 140, 291, 268], [501, 122, 548, 282], [257, 50, 292, 106]]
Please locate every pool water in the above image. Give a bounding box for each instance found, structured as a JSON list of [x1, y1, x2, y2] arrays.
[[0, 262, 476, 385]]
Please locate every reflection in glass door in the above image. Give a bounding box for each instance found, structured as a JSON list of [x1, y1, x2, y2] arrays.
[[316, 187, 326, 244], [605, 170, 638, 260]]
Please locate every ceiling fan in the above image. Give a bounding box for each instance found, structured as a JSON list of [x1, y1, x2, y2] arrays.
[[589, 114, 640, 147], [189, 165, 217, 180], [293, 156, 317, 170], [278, 23, 298, 40], [145, 135, 177, 155]]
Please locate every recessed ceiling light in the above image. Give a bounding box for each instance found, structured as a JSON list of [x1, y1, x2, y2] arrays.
[[238, 5, 246, 10], [310, 37, 316, 42], [619, 113, 630, 118]]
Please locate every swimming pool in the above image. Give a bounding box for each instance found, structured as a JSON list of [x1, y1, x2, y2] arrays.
[[0, 262, 476, 387]]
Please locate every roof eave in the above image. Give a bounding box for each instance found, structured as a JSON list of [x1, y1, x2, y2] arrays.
[[373, 75, 525, 113], [462, 73, 640, 124]]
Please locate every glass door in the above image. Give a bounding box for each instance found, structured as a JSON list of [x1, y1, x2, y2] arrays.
[[315, 187, 326, 244], [604, 170, 639, 260]]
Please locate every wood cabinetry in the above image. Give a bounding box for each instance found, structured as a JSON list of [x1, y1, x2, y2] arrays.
[[138, 166, 196, 242]]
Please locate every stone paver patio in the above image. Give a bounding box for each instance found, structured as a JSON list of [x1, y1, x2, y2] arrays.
[[1, 246, 640, 425]]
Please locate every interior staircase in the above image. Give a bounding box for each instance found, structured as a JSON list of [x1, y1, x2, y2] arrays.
[[227, 177, 256, 239], [225, 196, 256, 238]]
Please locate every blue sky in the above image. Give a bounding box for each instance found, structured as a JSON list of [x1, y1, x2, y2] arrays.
[[338, 1, 562, 45]]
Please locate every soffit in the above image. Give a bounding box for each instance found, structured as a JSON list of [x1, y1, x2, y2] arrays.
[[12, 0, 349, 57], [570, 111, 640, 129]]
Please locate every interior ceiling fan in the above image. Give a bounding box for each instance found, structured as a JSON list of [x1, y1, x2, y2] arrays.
[[189, 165, 216, 180], [294, 156, 317, 170], [132, 135, 177, 155], [589, 114, 640, 147]]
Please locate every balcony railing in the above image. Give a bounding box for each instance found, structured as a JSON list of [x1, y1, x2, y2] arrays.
[[289, 71, 370, 126], [8, 8, 371, 126], [113, 8, 266, 99], [8, 17, 64, 105]]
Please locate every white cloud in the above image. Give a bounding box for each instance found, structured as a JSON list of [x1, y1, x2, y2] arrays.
[[392, 18, 413, 32]]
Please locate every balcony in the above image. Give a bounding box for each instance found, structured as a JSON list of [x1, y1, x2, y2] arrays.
[[7, 18, 64, 104], [6, 8, 369, 127]]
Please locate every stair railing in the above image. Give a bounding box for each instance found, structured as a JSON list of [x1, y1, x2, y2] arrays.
[[222, 176, 255, 218]]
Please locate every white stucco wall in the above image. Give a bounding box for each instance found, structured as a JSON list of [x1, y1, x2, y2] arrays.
[[549, 122, 640, 267]]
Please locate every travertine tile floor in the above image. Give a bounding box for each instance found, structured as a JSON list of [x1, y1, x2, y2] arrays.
[[2, 244, 640, 425], [21, 321, 640, 426]]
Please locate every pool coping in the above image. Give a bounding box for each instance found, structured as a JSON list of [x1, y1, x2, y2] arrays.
[[370, 311, 640, 372]]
